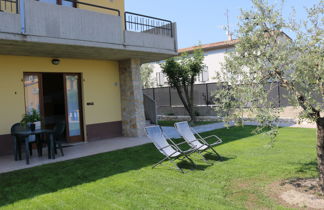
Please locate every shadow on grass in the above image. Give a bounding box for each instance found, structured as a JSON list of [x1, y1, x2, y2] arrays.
[[0, 126, 259, 207], [177, 160, 209, 171], [295, 160, 318, 173], [203, 153, 237, 162]]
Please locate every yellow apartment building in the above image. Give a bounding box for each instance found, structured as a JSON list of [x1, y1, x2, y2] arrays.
[[0, 0, 178, 155]]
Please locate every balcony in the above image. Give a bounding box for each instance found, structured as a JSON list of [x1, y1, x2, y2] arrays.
[[0, 0, 178, 62]]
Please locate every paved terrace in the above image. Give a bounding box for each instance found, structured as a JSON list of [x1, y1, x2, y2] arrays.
[[0, 136, 150, 174], [0, 121, 316, 174]]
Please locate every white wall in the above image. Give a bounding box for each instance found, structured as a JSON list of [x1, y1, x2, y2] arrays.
[[149, 46, 235, 87], [150, 62, 166, 87], [202, 47, 235, 83]]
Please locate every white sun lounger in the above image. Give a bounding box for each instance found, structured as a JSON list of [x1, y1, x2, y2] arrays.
[[174, 121, 222, 159], [145, 125, 197, 173]]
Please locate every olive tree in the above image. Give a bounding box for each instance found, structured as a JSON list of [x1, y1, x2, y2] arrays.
[[161, 49, 205, 122], [214, 0, 324, 190]]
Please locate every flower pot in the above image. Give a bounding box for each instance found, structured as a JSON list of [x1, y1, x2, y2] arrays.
[[30, 123, 36, 131], [34, 121, 41, 130]]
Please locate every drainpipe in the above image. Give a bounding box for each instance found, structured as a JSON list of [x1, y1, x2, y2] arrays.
[[19, 0, 26, 34]]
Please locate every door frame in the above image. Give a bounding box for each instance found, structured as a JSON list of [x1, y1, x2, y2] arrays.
[[23, 72, 45, 128], [23, 72, 85, 143], [63, 73, 84, 143]]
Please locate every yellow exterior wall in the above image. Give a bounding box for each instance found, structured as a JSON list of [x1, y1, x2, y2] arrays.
[[77, 0, 125, 29], [0, 1, 17, 13], [0, 1, 125, 18], [78, 0, 125, 16], [0, 55, 121, 135]]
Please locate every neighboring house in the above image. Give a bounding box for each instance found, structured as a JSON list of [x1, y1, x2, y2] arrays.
[[150, 39, 239, 87], [144, 32, 296, 120], [0, 0, 178, 155]]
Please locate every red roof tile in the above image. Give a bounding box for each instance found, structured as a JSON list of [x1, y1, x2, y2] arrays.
[[178, 39, 239, 54]]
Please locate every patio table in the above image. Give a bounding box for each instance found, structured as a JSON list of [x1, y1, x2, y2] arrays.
[[13, 129, 55, 165]]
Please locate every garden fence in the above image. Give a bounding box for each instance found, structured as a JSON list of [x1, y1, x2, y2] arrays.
[[143, 82, 323, 116]]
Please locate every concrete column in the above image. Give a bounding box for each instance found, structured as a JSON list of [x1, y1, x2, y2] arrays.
[[119, 58, 145, 137]]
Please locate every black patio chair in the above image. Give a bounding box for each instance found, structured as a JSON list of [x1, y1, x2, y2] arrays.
[[11, 123, 36, 161], [53, 121, 66, 156]]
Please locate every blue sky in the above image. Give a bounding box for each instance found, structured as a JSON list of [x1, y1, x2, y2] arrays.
[[125, 0, 320, 49]]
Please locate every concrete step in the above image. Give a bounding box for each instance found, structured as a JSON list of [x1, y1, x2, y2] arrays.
[[145, 120, 152, 126]]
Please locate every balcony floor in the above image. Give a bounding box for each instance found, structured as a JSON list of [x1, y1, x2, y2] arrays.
[[0, 136, 150, 174], [0, 38, 175, 63]]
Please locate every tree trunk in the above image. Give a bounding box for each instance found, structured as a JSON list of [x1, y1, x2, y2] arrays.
[[175, 86, 191, 118], [189, 79, 196, 123], [317, 117, 324, 192], [189, 107, 196, 124], [183, 84, 196, 123]]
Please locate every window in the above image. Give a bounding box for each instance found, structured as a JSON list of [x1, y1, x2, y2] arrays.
[[156, 72, 166, 86], [62, 0, 74, 7], [197, 66, 209, 83], [40, 0, 57, 4], [24, 74, 40, 113], [39, 0, 75, 7]]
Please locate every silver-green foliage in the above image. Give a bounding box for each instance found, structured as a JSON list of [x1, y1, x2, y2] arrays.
[[214, 0, 323, 139]]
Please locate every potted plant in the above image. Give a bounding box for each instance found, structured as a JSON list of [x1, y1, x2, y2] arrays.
[[21, 109, 41, 131]]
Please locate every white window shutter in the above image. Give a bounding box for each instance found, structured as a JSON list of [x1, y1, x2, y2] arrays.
[[161, 73, 166, 85], [156, 72, 161, 86], [157, 72, 166, 86], [202, 67, 209, 82], [196, 74, 201, 82]]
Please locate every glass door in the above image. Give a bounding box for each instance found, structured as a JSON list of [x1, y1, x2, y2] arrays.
[[24, 74, 41, 113], [64, 74, 84, 142], [23, 73, 44, 128]]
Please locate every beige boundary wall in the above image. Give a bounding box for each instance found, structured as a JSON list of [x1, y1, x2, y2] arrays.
[[158, 106, 321, 124]]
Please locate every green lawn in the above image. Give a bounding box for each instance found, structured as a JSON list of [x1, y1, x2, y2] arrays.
[[0, 126, 318, 209], [158, 120, 220, 127]]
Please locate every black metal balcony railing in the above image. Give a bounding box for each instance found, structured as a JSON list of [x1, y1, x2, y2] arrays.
[[125, 12, 173, 37], [1, 1, 174, 38], [0, 0, 19, 14]]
